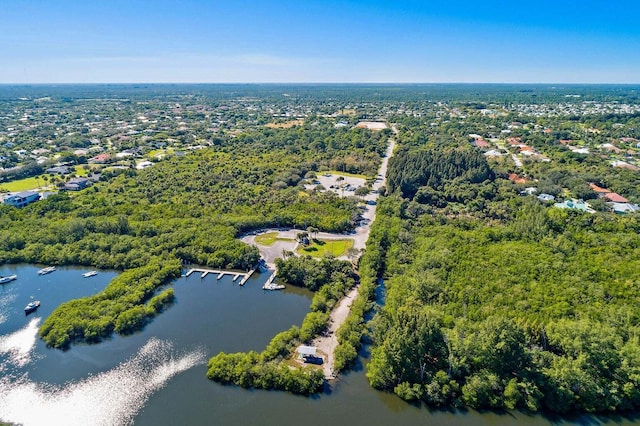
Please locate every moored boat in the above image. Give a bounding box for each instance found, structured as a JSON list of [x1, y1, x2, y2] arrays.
[[38, 266, 56, 275], [82, 271, 98, 278], [262, 283, 285, 290], [24, 300, 41, 314], [0, 274, 17, 284]]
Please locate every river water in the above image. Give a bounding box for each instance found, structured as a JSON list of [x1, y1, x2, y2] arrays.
[[0, 264, 621, 425]]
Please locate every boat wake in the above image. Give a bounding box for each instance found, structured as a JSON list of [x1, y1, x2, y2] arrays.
[[0, 317, 40, 368], [0, 338, 206, 426]]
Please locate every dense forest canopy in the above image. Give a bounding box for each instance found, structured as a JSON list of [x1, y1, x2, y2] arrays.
[[367, 134, 640, 413], [0, 121, 386, 348], [387, 146, 494, 200]]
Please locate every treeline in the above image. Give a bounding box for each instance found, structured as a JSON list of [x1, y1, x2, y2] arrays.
[[207, 256, 357, 393], [0, 160, 42, 183], [386, 146, 494, 200], [367, 186, 640, 413]]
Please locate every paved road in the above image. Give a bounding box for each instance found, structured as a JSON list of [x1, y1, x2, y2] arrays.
[[241, 129, 397, 379]]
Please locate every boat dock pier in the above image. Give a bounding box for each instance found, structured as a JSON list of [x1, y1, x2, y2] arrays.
[[239, 267, 258, 286], [262, 271, 285, 290], [186, 268, 247, 282], [266, 271, 277, 286], [185, 263, 264, 287]]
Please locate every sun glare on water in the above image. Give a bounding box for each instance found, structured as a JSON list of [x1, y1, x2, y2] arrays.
[[0, 338, 205, 426]]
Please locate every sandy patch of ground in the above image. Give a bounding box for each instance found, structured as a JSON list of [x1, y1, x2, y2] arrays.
[[311, 284, 359, 379], [355, 121, 388, 131], [265, 119, 304, 129]]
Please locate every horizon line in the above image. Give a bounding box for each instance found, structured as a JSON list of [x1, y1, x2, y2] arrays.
[[1, 81, 640, 86]]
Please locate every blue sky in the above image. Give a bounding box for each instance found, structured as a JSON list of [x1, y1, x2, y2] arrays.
[[1, 0, 639, 83]]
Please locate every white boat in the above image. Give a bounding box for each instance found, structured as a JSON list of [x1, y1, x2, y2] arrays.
[[263, 283, 285, 291], [38, 266, 56, 275], [82, 271, 98, 278], [0, 274, 17, 284], [24, 300, 41, 314]]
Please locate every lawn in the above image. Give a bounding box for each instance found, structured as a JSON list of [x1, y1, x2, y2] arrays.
[[254, 232, 293, 246], [297, 238, 354, 258], [0, 176, 47, 192], [0, 167, 91, 193]]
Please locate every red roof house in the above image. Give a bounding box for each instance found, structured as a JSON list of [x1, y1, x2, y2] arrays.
[[589, 183, 610, 193], [604, 193, 629, 203]]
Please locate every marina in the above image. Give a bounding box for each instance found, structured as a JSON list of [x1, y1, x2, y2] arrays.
[[185, 267, 252, 284]]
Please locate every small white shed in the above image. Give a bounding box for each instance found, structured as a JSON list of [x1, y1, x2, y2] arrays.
[[296, 345, 317, 358]]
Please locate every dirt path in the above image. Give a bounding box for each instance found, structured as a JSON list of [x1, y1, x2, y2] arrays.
[[312, 284, 359, 379]]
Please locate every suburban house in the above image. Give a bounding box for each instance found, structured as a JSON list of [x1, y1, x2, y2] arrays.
[[554, 199, 595, 214], [3, 191, 40, 208], [64, 177, 91, 191], [537, 193, 555, 202], [88, 153, 111, 164], [508, 173, 528, 184], [46, 166, 71, 175], [589, 183, 636, 213], [610, 202, 640, 214], [136, 160, 153, 170]]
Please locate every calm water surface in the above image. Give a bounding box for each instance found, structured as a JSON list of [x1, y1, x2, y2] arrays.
[[0, 264, 626, 425]]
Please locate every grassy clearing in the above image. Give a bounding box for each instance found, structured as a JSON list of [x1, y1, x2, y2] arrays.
[[147, 148, 175, 159], [75, 167, 91, 177], [326, 170, 368, 179], [265, 120, 304, 129], [0, 166, 92, 193], [254, 232, 293, 246], [297, 238, 354, 258], [0, 176, 46, 192]]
